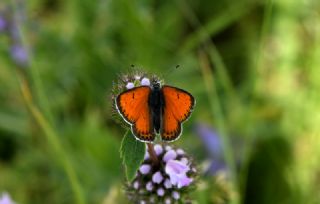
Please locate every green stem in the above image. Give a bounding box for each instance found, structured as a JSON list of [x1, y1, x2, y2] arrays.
[[18, 75, 85, 204], [198, 51, 239, 203]]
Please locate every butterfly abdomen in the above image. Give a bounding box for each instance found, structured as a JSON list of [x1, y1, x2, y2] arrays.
[[148, 86, 164, 134]]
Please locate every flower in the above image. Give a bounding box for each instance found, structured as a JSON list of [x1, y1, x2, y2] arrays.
[[195, 123, 222, 158], [165, 159, 193, 188], [156, 188, 165, 196], [139, 164, 151, 174], [0, 192, 16, 204], [154, 144, 163, 155], [152, 171, 164, 184], [125, 144, 197, 203], [172, 191, 180, 200], [163, 150, 177, 162], [141, 77, 150, 86], [164, 179, 172, 189], [10, 45, 28, 67], [126, 82, 135, 89], [194, 123, 227, 175], [146, 182, 153, 191], [0, 15, 7, 32]]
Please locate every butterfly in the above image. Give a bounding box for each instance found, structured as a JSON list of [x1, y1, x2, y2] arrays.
[[115, 81, 195, 142]]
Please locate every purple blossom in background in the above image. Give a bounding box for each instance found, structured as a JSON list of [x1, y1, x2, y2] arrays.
[[10, 44, 29, 67], [194, 123, 227, 175], [195, 123, 223, 158], [0, 192, 16, 204], [1, 4, 30, 68], [0, 15, 7, 31]]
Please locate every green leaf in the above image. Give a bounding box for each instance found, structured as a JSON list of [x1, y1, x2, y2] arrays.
[[120, 131, 146, 182]]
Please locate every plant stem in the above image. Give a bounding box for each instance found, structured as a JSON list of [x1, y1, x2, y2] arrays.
[[17, 73, 85, 204], [147, 143, 159, 165]]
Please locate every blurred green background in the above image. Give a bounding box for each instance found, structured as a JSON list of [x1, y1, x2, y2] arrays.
[[1, 0, 320, 203]]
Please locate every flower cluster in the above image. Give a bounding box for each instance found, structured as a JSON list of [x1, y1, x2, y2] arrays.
[[126, 144, 197, 204]]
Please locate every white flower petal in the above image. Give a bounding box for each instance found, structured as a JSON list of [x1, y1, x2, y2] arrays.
[[133, 181, 139, 189], [176, 149, 185, 155], [126, 82, 135, 89], [141, 78, 150, 86], [165, 146, 172, 151]]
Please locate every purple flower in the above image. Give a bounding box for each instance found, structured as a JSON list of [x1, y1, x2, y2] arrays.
[[144, 151, 149, 160], [152, 171, 163, 184], [0, 192, 16, 204], [141, 78, 150, 86], [139, 164, 151, 174], [154, 144, 163, 155], [165, 159, 193, 188], [146, 182, 153, 191], [195, 123, 222, 158], [157, 188, 165, 196], [172, 191, 180, 200], [10, 45, 28, 67], [0, 15, 7, 31], [126, 82, 134, 89], [180, 157, 189, 165], [163, 150, 177, 162], [164, 179, 172, 189]]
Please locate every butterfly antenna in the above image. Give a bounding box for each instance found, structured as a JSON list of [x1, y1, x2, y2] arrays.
[[162, 64, 181, 79]]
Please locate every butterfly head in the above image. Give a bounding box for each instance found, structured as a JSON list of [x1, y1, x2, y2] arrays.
[[151, 79, 161, 90]]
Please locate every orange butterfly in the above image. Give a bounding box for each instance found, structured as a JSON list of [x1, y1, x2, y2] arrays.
[[115, 81, 195, 142]]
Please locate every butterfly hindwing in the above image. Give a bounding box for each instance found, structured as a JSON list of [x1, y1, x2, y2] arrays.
[[116, 86, 155, 142], [161, 85, 195, 141]]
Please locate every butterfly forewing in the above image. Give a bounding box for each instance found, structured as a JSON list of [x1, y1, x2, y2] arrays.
[[161, 85, 195, 141], [116, 86, 155, 142]]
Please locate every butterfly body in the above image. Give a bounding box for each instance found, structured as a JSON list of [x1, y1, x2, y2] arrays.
[[148, 82, 164, 134], [116, 81, 195, 142]]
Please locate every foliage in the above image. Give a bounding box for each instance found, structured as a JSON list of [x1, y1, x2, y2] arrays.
[[0, 0, 320, 203]]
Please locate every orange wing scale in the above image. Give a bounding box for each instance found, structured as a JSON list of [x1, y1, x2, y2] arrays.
[[161, 85, 195, 141], [116, 86, 155, 142]]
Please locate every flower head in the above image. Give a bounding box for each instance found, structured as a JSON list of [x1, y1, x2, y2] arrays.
[[126, 144, 197, 203]]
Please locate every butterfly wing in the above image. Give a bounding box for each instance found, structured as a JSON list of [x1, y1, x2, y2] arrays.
[[116, 86, 155, 142], [161, 85, 195, 141]]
